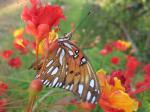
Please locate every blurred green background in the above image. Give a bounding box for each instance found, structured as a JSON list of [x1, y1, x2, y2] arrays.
[[0, 0, 150, 112]]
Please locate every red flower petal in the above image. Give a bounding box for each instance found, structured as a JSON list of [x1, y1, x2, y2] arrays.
[[0, 50, 13, 60], [0, 98, 7, 112], [14, 36, 29, 55], [143, 64, 150, 74], [21, 0, 65, 42], [100, 49, 108, 56], [8, 57, 22, 69], [0, 82, 8, 96], [131, 74, 150, 95], [126, 56, 140, 73], [37, 24, 49, 41], [111, 56, 120, 65]]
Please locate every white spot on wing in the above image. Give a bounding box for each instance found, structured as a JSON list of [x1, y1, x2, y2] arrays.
[[52, 77, 59, 87], [46, 60, 53, 67], [78, 84, 84, 96], [64, 42, 72, 49], [43, 80, 48, 84], [59, 82, 62, 87], [49, 83, 52, 87], [47, 66, 54, 74], [74, 54, 78, 58], [68, 50, 74, 56], [90, 79, 95, 88], [59, 49, 65, 65], [91, 96, 96, 103], [87, 91, 91, 101], [58, 38, 69, 41], [66, 85, 70, 90], [56, 83, 59, 87], [82, 58, 86, 62], [70, 84, 73, 90], [51, 67, 59, 75], [46, 82, 50, 86], [56, 48, 61, 56]]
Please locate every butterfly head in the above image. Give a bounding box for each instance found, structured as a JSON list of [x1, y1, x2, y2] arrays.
[[58, 32, 73, 42], [64, 32, 73, 39]]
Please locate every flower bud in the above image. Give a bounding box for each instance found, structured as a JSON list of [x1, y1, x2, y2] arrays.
[[29, 79, 43, 94]]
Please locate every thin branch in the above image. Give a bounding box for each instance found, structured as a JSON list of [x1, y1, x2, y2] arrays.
[[32, 90, 55, 112], [119, 24, 139, 55]]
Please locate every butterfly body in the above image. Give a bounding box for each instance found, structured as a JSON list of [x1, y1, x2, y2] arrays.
[[35, 32, 100, 103]]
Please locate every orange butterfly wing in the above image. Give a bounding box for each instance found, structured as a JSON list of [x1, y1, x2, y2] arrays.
[[35, 39, 100, 103]]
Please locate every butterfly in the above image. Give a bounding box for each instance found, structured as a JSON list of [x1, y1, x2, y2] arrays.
[[32, 31, 100, 104]]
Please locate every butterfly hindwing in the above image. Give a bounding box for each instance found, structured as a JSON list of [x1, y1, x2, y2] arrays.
[[63, 41, 100, 103], [35, 39, 100, 103]]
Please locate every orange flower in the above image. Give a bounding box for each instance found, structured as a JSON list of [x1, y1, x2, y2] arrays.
[[113, 40, 131, 51], [32, 30, 58, 55], [97, 69, 138, 112], [13, 28, 29, 54], [13, 28, 24, 38]]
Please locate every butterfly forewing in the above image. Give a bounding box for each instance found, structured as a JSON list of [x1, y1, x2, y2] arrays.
[[35, 38, 100, 104]]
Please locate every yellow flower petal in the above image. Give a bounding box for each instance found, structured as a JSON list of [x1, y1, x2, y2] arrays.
[[109, 90, 138, 112], [49, 30, 58, 42], [118, 40, 131, 50], [33, 30, 58, 55], [96, 69, 107, 75], [113, 77, 125, 92], [15, 38, 25, 48], [13, 28, 24, 37]]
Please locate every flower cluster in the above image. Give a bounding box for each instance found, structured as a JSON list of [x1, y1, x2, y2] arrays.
[[73, 39, 149, 112], [0, 28, 26, 69], [97, 70, 138, 112], [100, 40, 131, 56], [21, 0, 65, 42], [0, 0, 65, 69], [0, 81, 8, 112]]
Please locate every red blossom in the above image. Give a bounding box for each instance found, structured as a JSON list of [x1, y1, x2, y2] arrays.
[[0, 82, 8, 96], [110, 56, 120, 65], [104, 43, 113, 53], [100, 43, 113, 56], [0, 50, 13, 60], [130, 74, 150, 95], [126, 56, 140, 72], [109, 70, 126, 85], [8, 57, 22, 69], [143, 64, 150, 74], [100, 49, 108, 56], [0, 99, 7, 112], [21, 0, 65, 42], [14, 36, 29, 54], [113, 40, 131, 51], [109, 70, 131, 92], [124, 56, 140, 79]]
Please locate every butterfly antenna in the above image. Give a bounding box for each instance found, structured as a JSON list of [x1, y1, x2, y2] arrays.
[[71, 7, 97, 34]]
